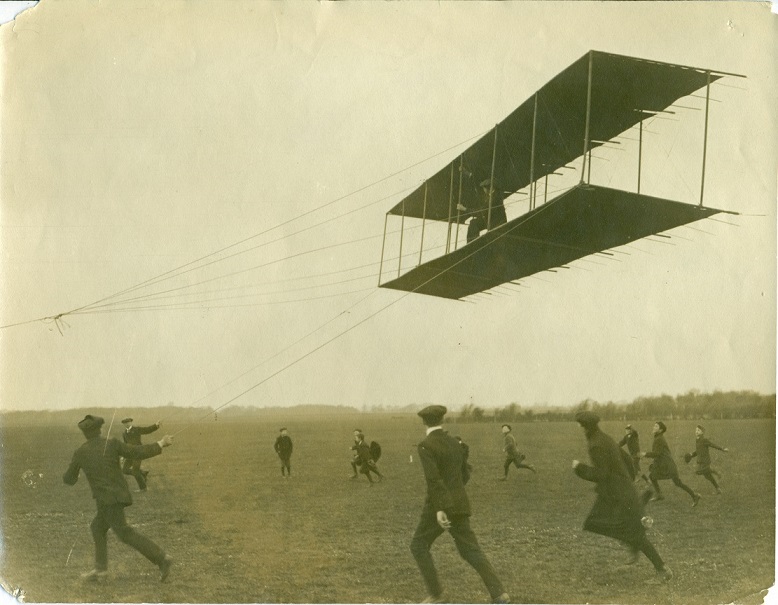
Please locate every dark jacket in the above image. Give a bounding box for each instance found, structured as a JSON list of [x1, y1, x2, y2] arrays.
[[123, 424, 160, 446], [63, 437, 162, 507], [503, 433, 519, 456], [418, 429, 471, 516], [351, 440, 372, 465], [574, 427, 645, 545], [644, 433, 679, 479], [274, 435, 293, 458], [690, 436, 724, 471], [618, 431, 641, 457]]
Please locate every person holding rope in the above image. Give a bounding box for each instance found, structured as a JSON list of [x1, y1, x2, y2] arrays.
[[121, 417, 161, 492], [63, 414, 174, 582]]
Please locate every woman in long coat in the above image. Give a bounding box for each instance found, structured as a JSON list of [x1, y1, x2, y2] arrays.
[[642, 421, 700, 506], [572, 411, 672, 580]]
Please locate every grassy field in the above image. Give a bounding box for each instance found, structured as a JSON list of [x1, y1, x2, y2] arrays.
[[0, 414, 773, 604]]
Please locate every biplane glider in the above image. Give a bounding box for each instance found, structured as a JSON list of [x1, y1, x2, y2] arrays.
[[377, 51, 743, 300]]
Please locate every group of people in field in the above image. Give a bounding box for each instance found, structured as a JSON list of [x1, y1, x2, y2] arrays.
[[62, 406, 728, 603], [271, 427, 385, 484], [573, 415, 729, 584], [619, 421, 727, 501]]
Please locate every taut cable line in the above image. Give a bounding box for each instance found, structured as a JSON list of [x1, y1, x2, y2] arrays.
[[0, 130, 488, 331], [73, 184, 417, 312], [156, 288, 381, 425], [72, 286, 377, 314], [75, 182, 586, 314]]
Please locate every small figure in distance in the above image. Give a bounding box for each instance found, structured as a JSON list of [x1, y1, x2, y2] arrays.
[[121, 417, 161, 492], [684, 425, 728, 494], [410, 405, 509, 604], [619, 425, 650, 485], [498, 424, 536, 481], [63, 414, 174, 582], [350, 430, 383, 485], [640, 421, 701, 507], [274, 428, 293, 478], [572, 411, 672, 582]]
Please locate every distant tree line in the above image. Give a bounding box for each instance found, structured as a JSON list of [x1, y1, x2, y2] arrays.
[[453, 390, 775, 423]]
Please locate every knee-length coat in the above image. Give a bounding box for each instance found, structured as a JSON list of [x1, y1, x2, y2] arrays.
[[644, 433, 679, 480], [574, 427, 646, 546]]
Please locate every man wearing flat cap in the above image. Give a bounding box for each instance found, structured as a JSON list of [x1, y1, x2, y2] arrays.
[[63, 414, 174, 581], [121, 417, 161, 492], [410, 405, 509, 604], [572, 411, 672, 581]]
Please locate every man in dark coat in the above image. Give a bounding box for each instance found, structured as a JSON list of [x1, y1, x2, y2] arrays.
[[641, 421, 700, 506], [121, 417, 161, 492], [684, 425, 728, 494], [498, 424, 536, 480], [618, 425, 649, 484], [572, 411, 672, 581], [410, 405, 509, 604], [274, 428, 293, 478], [63, 414, 174, 581]]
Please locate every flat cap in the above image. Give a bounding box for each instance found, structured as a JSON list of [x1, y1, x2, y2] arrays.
[[418, 405, 447, 420], [574, 410, 600, 427], [121, 417, 133, 424], [78, 415, 105, 432]]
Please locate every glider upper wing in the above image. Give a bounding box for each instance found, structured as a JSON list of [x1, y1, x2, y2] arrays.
[[385, 51, 734, 224]]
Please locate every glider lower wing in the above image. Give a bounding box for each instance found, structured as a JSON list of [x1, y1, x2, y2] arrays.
[[379, 184, 725, 300]]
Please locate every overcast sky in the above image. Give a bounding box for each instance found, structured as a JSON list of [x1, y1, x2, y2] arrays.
[[1, 1, 775, 413]]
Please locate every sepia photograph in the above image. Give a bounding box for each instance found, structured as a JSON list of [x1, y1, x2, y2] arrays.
[[1, 1, 775, 603]]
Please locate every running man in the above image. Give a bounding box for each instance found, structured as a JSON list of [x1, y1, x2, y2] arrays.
[[411, 405, 510, 603], [684, 425, 728, 494], [619, 425, 650, 484], [573, 411, 672, 581], [498, 424, 536, 480], [350, 430, 383, 485], [64, 415, 174, 581]]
